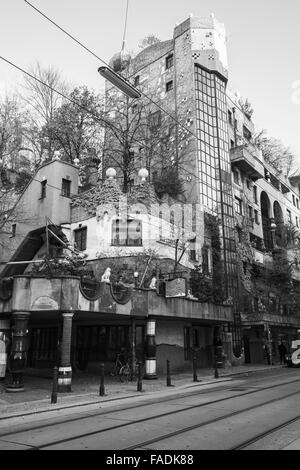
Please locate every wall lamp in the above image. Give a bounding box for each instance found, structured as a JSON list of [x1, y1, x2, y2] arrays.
[[98, 66, 141, 99]]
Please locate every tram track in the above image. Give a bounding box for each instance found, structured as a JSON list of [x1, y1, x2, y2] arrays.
[[230, 415, 300, 450], [0, 376, 298, 450], [123, 390, 300, 450], [0, 376, 299, 440]]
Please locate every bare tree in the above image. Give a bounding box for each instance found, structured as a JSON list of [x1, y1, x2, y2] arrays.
[[0, 94, 26, 169], [103, 86, 189, 196], [254, 129, 295, 176], [21, 62, 68, 163]]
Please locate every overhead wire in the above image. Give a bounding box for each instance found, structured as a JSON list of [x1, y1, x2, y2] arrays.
[[0, 53, 272, 230]]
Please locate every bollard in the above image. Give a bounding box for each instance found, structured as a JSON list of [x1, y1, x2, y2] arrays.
[[51, 366, 58, 404], [214, 355, 219, 379], [137, 361, 143, 392], [99, 363, 105, 397], [166, 360, 172, 387], [193, 354, 198, 382]]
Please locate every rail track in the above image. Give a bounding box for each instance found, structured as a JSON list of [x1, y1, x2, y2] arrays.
[[0, 376, 298, 450]]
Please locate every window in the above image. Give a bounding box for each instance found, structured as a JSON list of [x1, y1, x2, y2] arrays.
[[293, 195, 296, 206], [253, 185, 258, 204], [235, 196, 243, 215], [61, 178, 71, 198], [297, 199, 299, 209], [246, 179, 251, 190], [228, 110, 233, 125], [202, 245, 211, 274], [233, 168, 239, 185], [248, 205, 253, 220], [148, 110, 161, 130], [165, 54, 173, 69], [243, 125, 252, 141], [112, 219, 142, 246], [254, 210, 259, 224], [134, 75, 140, 86], [11, 223, 16, 237], [296, 217, 299, 228], [74, 227, 87, 251], [287, 209, 292, 224], [166, 80, 173, 92], [40, 180, 47, 199]]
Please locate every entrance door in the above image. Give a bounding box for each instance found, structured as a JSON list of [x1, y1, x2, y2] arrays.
[[28, 327, 59, 368]]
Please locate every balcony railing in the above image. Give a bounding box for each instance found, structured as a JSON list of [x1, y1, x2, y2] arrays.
[[230, 145, 264, 181]]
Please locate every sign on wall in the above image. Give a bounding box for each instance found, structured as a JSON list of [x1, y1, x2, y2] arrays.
[[165, 278, 187, 298]]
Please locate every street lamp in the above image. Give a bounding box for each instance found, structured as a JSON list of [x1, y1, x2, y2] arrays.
[[98, 66, 141, 99]]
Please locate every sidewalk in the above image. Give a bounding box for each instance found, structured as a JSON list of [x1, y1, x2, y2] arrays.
[[0, 364, 285, 419]]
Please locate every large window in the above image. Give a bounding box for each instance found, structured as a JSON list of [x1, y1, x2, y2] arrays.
[[235, 197, 243, 215], [74, 226, 87, 251], [61, 178, 71, 197], [112, 219, 142, 246], [165, 54, 174, 69], [148, 110, 161, 131]]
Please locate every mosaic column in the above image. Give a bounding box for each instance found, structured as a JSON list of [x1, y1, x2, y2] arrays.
[[144, 318, 158, 379], [0, 319, 10, 380], [6, 312, 30, 392], [58, 312, 74, 392], [214, 325, 224, 369]]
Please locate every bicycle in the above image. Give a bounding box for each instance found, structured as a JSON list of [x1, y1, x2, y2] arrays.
[[110, 354, 140, 383], [110, 353, 125, 378]]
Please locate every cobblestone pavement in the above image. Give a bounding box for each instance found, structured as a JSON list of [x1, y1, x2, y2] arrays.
[[0, 364, 286, 417]]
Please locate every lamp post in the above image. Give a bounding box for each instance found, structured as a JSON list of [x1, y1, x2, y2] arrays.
[[98, 66, 141, 99], [134, 271, 139, 288], [270, 219, 277, 249]]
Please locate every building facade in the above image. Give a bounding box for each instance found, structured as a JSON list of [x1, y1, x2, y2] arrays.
[[1, 14, 300, 391]]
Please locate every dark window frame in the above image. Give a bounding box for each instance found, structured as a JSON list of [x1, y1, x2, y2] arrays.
[[165, 54, 174, 69], [61, 178, 71, 198], [74, 226, 87, 251], [40, 180, 47, 199], [166, 80, 173, 92], [11, 223, 16, 238]]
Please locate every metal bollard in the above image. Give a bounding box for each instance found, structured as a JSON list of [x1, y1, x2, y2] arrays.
[[214, 355, 219, 379], [99, 363, 105, 397], [137, 361, 143, 392], [166, 360, 172, 387], [193, 354, 198, 382], [51, 366, 58, 404]]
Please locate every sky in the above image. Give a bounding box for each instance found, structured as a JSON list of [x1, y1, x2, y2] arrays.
[[0, 0, 300, 162]]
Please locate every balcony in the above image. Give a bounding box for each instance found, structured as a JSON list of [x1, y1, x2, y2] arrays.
[[230, 145, 264, 181]]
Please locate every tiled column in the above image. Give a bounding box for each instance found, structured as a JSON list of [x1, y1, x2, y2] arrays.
[[144, 318, 158, 379], [6, 312, 30, 392], [58, 312, 74, 392], [0, 319, 10, 380]]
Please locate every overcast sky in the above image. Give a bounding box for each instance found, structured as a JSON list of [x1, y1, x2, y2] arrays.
[[1, 0, 299, 162]]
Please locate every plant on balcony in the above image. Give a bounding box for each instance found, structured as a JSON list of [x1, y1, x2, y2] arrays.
[[30, 251, 89, 277], [190, 214, 226, 304]]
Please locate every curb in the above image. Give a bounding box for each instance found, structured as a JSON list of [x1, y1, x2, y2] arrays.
[[0, 365, 287, 421]]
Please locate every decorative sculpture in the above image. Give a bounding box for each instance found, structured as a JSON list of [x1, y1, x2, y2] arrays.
[[101, 267, 111, 283], [149, 276, 157, 290]]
